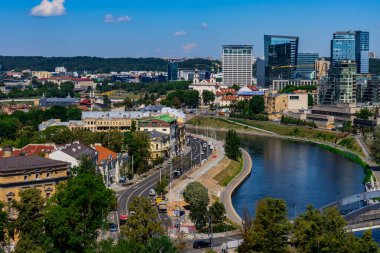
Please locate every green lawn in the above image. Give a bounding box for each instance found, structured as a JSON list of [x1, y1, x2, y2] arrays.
[[213, 158, 243, 187]]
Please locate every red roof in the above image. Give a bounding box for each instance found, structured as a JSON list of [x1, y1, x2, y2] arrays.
[[94, 145, 117, 164], [216, 88, 237, 96], [0, 144, 56, 158], [221, 95, 238, 101], [247, 85, 259, 91], [39, 77, 92, 82]]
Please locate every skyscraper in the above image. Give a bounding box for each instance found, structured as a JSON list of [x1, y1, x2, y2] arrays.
[[222, 45, 253, 87], [331, 31, 355, 66], [167, 62, 178, 81], [296, 53, 319, 79], [355, 31, 369, 74], [329, 60, 357, 104], [268, 43, 292, 80], [264, 35, 299, 85]]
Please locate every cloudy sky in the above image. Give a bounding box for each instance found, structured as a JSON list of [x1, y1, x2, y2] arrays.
[[0, 0, 379, 58]]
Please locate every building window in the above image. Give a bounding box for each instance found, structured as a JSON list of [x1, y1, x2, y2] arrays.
[[36, 174, 40, 180], [47, 172, 50, 178], [24, 175, 28, 181]]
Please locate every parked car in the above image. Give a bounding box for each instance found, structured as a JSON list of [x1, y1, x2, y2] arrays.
[[109, 223, 118, 232], [193, 240, 210, 249], [149, 189, 156, 196]]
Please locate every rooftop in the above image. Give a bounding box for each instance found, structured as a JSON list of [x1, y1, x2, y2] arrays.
[[93, 145, 117, 164], [153, 114, 176, 123], [149, 131, 169, 139], [82, 111, 144, 120], [0, 155, 69, 173], [59, 142, 97, 159]]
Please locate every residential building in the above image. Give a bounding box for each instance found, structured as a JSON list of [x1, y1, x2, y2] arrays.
[[222, 45, 253, 87], [219, 95, 238, 107], [330, 60, 357, 104], [55, 66, 67, 73], [264, 35, 299, 85], [189, 72, 218, 104], [296, 53, 319, 79], [315, 58, 331, 80], [215, 88, 237, 105], [0, 155, 70, 202], [264, 91, 308, 115], [331, 31, 355, 66], [92, 144, 125, 186], [49, 142, 97, 167], [355, 31, 370, 74], [31, 71, 51, 79], [148, 131, 170, 159], [362, 78, 380, 104], [167, 62, 178, 81], [39, 77, 96, 90]]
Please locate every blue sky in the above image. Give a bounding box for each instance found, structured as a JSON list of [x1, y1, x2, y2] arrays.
[[0, 0, 379, 58]]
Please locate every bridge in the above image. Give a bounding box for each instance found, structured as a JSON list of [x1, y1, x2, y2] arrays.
[[321, 190, 380, 232]]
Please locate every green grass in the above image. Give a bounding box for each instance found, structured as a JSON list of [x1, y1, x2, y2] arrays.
[[187, 116, 245, 129], [213, 158, 243, 187]]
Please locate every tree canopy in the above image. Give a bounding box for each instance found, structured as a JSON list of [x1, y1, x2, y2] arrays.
[[183, 182, 210, 229], [224, 129, 241, 161]]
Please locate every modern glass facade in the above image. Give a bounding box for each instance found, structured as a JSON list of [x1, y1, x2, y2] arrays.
[[264, 35, 299, 85], [331, 31, 355, 66], [330, 61, 357, 104], [268, 43, 292, 80], [355, 31, 369, 74], [167, 62, 178, 81], [222, 45, 253, 87], [296, 53, 319, 79]]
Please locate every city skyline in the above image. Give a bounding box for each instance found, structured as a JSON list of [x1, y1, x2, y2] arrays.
[[0, 0, 379, 58]]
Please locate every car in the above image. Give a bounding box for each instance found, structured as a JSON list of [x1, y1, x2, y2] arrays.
[[129, 211, 136, 216], [149, 189, 156, 196], [201, 151, 205, 155], [109, 223, 118, 232], [193, 240, 210, 249]]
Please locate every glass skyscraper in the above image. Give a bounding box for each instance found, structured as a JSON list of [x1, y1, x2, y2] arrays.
[[355, 31, 369, 74], [331, 31, 355, 66], [167, 62, 178, 81], [296, 53, 319, 79], [264, 35, 299, 85]]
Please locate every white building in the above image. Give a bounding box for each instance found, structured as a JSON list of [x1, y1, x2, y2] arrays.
[[271, 79, 319, 91], [188, 71, 219, 105], [222, 45, 253, 87]]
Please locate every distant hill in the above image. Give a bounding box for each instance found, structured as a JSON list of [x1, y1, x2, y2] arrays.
[[370, 58, 380, 76], [0, 56, 220, 73]]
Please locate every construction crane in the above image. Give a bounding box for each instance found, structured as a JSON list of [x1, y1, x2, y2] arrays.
[[271, 64, 315, 70]]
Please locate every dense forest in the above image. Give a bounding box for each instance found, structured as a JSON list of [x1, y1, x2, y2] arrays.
[[0, 56, 220, 73]]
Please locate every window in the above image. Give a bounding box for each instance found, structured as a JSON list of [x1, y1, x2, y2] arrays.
[[36, 174, 40, 179], [24, 175, 28, 181], [47, 172, 50, 178]]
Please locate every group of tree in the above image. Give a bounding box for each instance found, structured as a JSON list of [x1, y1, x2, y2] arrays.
[[230, 96, 267, 121], [0, 157, 117, 252], [281, 116, 317, 128], [183, 182, 226, 231], [355, 108, 375, 120], [239, 197, 378, 253], [124, 122, 152, 175], [0, 56, 219, 73], [224, 129, 242, 161], [163, 90, 199, 108], [371, 126, 380, 163], [202, 90, 215, 105]]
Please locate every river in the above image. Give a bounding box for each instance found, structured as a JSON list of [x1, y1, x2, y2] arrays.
[[229, 134, 365, 218]]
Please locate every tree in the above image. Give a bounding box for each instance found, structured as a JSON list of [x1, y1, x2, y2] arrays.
[[123, 97, 134, 109], [103, 95, 111, 108], [355, 108, 374, 120], [0, 202, 8, 247], [155, 176, 169, 196], [231, 84, 240, 91], [202, 90, 215, 105], [249, 96, 265, 114], [12, 188, 45, 252], [341, 121, 352, 133], [293, 206, 378, 253], [308, 94, 314, 107], [183, 182, 209, 229], [210, 201, 226, 224], [371, 126, 380, 163], [239, 198, 291, 253], [44, 158, 116, 252], [224, 129, 241, 161], [33, 126, 73, 144], [125, 131, 152, 174], [184, 90, 199, 108], [145, 236, 179, 253], [0, 117, 20, 141], [102, 130, 124, 152], [121, 197, 165, 243]]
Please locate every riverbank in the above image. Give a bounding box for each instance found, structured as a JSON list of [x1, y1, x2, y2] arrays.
[[187, 117, 377, 183], [219, 148, 252, 226]]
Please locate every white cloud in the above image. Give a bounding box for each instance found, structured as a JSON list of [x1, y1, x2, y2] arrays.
[[174, 31, 187, 37], [30, 0, 66, 17], [104, 14, 132, 23], [201, 22, 208, 29], [182, 43, 198, 53]]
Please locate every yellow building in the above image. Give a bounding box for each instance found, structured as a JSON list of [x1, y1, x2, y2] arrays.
[[0, 155, 70, 202], [31, 71, 51, 79], [149, 131, 170, 159]]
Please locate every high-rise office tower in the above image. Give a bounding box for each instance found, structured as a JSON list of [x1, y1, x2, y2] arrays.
[[222, 45, 253, 87], [355, 31, 369, 74], [167, 62, 178, 81], [264, 35, 299, 85], [296, 53, 319, 79], [331, 31, 355, 66]]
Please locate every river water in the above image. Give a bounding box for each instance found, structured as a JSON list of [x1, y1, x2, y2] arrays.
[[229, 134, 365, 218]]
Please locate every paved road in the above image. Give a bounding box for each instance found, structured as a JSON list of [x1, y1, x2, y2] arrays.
[[116, 136, 211, 229]]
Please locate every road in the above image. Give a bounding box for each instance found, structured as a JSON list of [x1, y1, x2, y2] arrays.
[[116, 136, 211, 230]]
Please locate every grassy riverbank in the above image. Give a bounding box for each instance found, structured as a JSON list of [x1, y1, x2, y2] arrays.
[[214, 158, 243, 187], [188, 116, 364, 156]]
